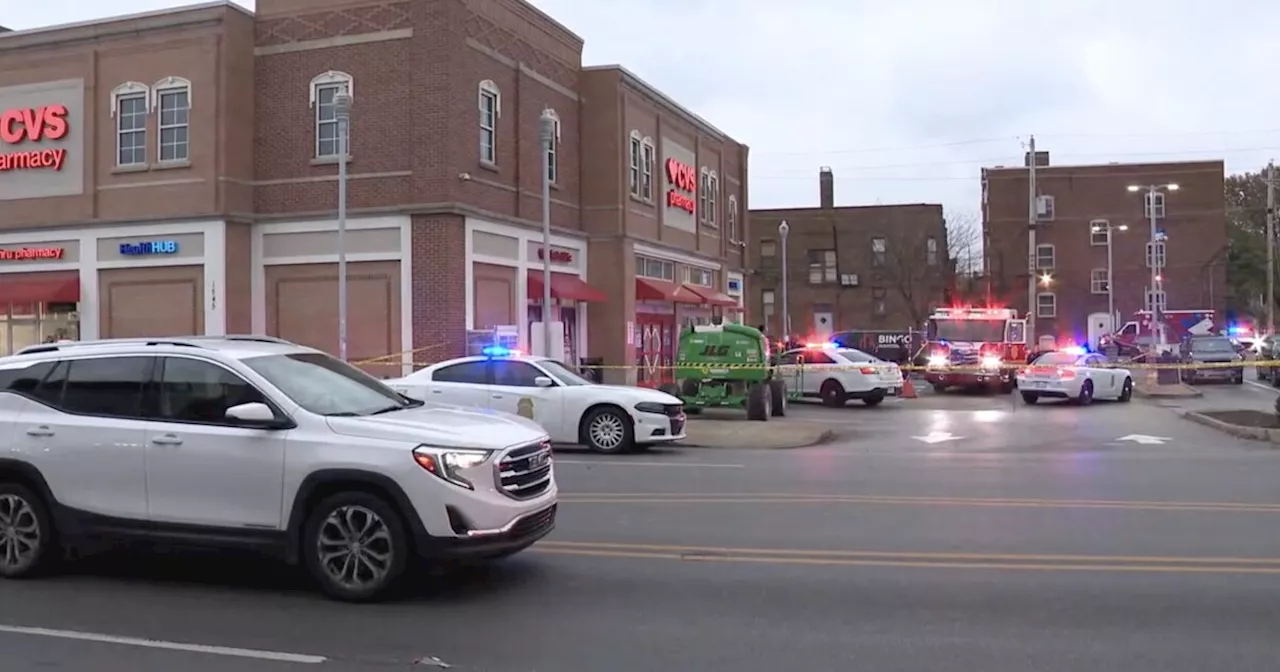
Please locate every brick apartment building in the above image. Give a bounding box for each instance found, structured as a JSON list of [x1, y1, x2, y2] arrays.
[[748, 168, 949, 340], [0, 0, 748, 383], [983, 153, 1226, 345]]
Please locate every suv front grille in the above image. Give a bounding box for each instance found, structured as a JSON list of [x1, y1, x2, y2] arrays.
[[497, 441, 552, 500]]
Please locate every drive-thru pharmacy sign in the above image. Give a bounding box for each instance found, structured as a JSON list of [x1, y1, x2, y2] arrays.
[[0, 104, 69, 172]]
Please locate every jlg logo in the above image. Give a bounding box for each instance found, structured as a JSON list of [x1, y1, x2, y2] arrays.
[[0, 105, 69, 144], [665, 158, 696, 192]]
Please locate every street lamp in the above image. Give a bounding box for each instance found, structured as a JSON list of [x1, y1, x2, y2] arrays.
[[538, 110, 556, 357], [334, 91, 352, 361], [1128, 183, 1178, 348], [1090, 221, 1128, 333], [778, 220, 790, 338]]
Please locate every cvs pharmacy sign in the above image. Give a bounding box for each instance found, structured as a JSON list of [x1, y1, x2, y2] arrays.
[[665, 158, 696, 214], [0, 104, 70, 172]]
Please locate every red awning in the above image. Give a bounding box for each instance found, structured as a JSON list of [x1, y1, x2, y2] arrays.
[[635, 277, 701, 303], [682, 285, 738, 307], [0, 271, 79, 305], [527, 270, 608, 303]]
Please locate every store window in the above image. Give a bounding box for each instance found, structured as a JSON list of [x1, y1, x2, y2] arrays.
[[636, 255, 675, 281], [0, 302, 80, 357]]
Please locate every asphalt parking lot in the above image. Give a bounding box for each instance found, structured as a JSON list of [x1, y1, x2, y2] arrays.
[[3, 382, 1280, 671]]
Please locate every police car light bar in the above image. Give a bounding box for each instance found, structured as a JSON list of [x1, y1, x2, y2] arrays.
[[481, 345, 520, 357]]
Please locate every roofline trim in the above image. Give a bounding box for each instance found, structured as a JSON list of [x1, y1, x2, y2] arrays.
[[585, 64, 732, 143], [983, 158, 1226, 172], [0, 1, 247, 51]]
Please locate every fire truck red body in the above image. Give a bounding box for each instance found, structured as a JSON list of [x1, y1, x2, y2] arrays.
[[923, 306, 1028, 392]]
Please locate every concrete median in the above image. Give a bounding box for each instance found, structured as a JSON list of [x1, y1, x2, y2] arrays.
[[682, 416, 837, 449]]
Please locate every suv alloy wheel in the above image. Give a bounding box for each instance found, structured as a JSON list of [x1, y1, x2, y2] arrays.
[[302, 491, 410, 602], [0, 483, 54, 579]]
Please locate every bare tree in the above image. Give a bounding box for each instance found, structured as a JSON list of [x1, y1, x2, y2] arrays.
[[880, 219, 947, 326], [946, 210, 982, 276]]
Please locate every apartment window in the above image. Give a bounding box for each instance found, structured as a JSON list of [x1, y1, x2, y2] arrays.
[[762, 290, 775, 330], [542, 109, 560, 184], [1145, 192, 1166, 219], [1036, 292, 1056, 318], [699, 169, 712, 224], [872, 287, 887, 316], [926, 236, 938, 265], [636, 255, 675, 281], [111, 82, 148, 167], [641, 138, 654, 200], [1145, 289, 1167, 313], [705, 171, 719, 228], [311, 71, 352, 159], [808, 249, 837, 284], [1091, 268, 1109, 294], [154, 77, 190, 163], [728, 196, 739, 242], [1035, 244, 1055, 270], [760, 240, 777, 262], [628, 132, 642, 196], [686, 267, 713, 286], [1036, 195, 1055, 221], [871, 237, 886, 267], [478, 80, 500, 164], [1146, 241, 1166, 268], [1090, 220, 1110, 246]]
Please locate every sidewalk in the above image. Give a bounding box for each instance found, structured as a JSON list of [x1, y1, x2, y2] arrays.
[[683, 415, 837, 449], [1133, 371, 1202, 399]]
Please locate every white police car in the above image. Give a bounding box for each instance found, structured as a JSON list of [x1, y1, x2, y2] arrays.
[[775, 343, 905, 407], [384, 347, 686, 454], [1015, 347, 1135, 405]]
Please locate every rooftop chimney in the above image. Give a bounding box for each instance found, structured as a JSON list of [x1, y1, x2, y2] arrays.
[[1024, 151, 1049, 167], [819, 166, 834, 208]]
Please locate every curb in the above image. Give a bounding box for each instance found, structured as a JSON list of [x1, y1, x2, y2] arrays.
[[681, 428, 838, 450], [1135, 386, 1203, 399], [1180, 411, 1280, 445]]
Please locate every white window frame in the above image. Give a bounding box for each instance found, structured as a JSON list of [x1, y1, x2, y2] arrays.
[[478, 80, 500, 165], [1035, 243, 1055, 269], [640, 137, 654, 200], [636, 255, 675, 281], [760, 240, 777, 257], [1145, 289, 1168, 312], [926, 236, 938, 265], [1036, 292, 1056, 318], [153, 76, 191, 163], [705, 171, 719, 229], [699, 168, 710, 221], [628, 131, 642, 197], [762, 290, 775, 305], [808, 249, 837, 284], [542, 108, 560, 184], [310, 71, 352, 159], [685, 267, 713, 286], [1090, 219, 1110, 246], [1090, 268, 1109, 294], [871, 237, 886, 267], [110, 81, 149, 167], [1146, 241, 1166, 268], [727, 196, 739, 242], [1036, 194, 1055, 221], [1145, 192, 1166, 219]]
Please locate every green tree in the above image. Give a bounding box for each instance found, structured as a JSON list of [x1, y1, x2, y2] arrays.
[[1225, 171, 1270, 314]]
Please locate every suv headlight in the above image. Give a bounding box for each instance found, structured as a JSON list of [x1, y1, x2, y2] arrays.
[[635, 402, 668, 414], [412, 446, 493, 490]]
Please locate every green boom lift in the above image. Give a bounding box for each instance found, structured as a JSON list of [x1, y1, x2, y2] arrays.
[[659, 323, 794, 421]]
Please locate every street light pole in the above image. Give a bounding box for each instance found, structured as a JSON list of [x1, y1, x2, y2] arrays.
[[334, 92, 352, 361], [778, 220, 790, 339], [1129, 183, 1177, 350], [1092, 222, 1128, 333], [539, 110, 556, 358]]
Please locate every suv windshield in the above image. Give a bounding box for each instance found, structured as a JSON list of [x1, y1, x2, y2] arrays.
[[1189, 338, 1235, 353], [244, 352, 413, 416], [539, 360, 592, 386]]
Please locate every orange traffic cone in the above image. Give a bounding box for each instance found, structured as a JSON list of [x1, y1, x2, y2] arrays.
[[900, 376, 918, 399]]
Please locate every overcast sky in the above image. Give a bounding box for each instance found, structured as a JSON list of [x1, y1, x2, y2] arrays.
[[4, 0, 1278, 220]]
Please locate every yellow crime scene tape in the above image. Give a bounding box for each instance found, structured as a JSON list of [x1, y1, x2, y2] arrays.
[[374, 357, 1276, 373]]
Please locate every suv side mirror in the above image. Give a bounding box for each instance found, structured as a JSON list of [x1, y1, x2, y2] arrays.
[[226, 402, 291, 429]]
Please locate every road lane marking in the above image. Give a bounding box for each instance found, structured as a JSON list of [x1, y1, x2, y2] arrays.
[[534, 546, 1280, 575], [0, 625, 327, 664], [557, 492, 1280, 513], [554, 460, 744, 468]]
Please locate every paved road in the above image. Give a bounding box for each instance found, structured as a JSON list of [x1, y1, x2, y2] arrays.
[[3, 394, 1280, 671]]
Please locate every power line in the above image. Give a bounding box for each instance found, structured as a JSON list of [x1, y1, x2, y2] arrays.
[[753, 165, 1245, 182]]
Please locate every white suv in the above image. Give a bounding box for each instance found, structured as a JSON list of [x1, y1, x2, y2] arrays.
[[0, 336, 557, 601]]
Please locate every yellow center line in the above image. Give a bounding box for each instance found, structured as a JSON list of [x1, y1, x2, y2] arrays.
[[533, 547, 1280, 575], [557, 493, 1280, 513], [536, 539, 1280, 565]]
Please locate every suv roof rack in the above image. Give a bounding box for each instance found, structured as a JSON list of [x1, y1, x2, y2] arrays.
[[12, 335, 296, 357]]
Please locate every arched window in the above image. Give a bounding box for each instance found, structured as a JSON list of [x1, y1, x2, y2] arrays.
[[153, 77, 191, 162], [310, 71, 353, 158], [111, 82, 149, 167]]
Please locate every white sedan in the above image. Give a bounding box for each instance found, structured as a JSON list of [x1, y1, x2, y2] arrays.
[[384, 348, 686, 454], [1015, 349, 1134, 405], [776, 344, 905, 407]]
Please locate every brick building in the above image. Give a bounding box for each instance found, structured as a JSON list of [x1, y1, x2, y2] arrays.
[[0, 0, 748, 382], [982, 154, 1226, 346], [748, 168, 948, 339]]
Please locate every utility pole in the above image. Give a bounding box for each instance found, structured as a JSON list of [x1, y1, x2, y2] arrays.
[[1267, 160, 1276, 336], [1026, 135, 1037, 345]]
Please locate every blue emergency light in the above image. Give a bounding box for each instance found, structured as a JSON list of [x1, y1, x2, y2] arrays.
[[481, 345, 520, 357]]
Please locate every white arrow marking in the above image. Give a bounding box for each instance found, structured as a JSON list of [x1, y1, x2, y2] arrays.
[[913, 431, 963, 444], [1116, 434, 1171, 445]]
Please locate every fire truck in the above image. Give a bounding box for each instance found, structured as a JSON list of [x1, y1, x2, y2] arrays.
[[923, 306, 1027, 393]]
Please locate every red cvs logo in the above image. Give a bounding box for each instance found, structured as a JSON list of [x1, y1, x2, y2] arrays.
[[0, 105, 69, 145], [666, 158, 696, 193]]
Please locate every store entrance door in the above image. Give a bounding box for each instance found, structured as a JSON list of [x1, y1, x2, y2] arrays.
[[636, 312, 675, 388]]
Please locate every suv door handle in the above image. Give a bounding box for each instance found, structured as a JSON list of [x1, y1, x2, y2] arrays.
[[491, 394, 503, 399], [25, 426, 53, 437], [151, 435, 183, 446]]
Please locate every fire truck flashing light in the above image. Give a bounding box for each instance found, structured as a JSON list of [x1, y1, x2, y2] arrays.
[[930, 306, 1018, 320]]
